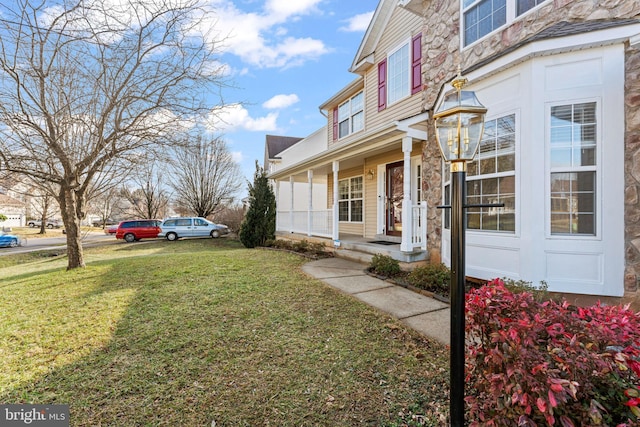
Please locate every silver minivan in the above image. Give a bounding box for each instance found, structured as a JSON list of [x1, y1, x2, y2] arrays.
[[159, 217, 229, 240]]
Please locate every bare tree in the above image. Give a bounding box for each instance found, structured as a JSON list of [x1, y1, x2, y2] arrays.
[[171, 135, 242, 218], [121, 163, 170, 219], [87, 186, 127, 227], [30, 192, 57, 234], [0, 0, 227, 268]]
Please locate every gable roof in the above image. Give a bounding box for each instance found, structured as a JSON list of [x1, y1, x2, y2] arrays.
[[265, 135, 304, 160], [350, 0, 396, 74]]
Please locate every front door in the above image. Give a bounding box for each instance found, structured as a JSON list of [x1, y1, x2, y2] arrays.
[[386, 161, 403, 236]]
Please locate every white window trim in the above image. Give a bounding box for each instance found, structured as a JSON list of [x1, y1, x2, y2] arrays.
[[337, 91, 364, 140], [386, 38, 411, 107], [545, 97, 602, 240], [460, 0, 551, 50], [441, 110, 520, 234], [466, 112, 518, 235], [338, 175, 364, 223]]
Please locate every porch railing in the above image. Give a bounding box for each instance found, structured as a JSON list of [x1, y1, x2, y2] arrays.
[[276, 209, 333, 238], [411, 201, 427, 250]]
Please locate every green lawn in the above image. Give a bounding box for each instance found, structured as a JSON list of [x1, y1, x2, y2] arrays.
[[0, 239, 449, 426]]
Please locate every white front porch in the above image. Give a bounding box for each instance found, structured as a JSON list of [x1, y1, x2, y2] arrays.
[[269, 113, 430, 261], [276, 201, 428, 254]]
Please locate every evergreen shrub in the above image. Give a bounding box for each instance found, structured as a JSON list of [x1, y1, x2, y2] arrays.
[[370, 254, 401, 277]]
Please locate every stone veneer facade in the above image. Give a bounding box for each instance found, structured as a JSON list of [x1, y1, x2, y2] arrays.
[[417, 0, 640, 293]]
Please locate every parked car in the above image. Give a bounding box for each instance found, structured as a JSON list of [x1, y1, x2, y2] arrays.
[[0, 231, 21, 248], [27, 219, 61, 228], [159, 217, 229, 241], [115, 219, 162, 243], [92, 219, 119, 228], [104, 224, 118, 235]]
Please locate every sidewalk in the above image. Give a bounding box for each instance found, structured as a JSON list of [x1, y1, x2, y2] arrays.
[[302, 257, 451, 345]]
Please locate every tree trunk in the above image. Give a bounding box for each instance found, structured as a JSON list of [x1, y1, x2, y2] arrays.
[[60, 186, 85, 270]]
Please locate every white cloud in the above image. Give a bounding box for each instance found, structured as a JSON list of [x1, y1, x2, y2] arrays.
[[340, 11, 374, 32], [231, 151, 244, 163], [198, 0, 329, 69], [263, 94, 299, 109], [264, 0, 322, 19], [208, 104, 279, 132]]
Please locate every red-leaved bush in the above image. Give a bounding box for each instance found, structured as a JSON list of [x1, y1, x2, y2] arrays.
[[465, 279, 640, 426]]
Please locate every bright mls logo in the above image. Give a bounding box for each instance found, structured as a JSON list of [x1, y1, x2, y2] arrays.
[[1, 405, 69, 426]]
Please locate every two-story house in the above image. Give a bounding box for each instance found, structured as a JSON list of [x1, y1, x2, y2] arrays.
[[268, 0, 640, 299], [269, 0, 429, 262]]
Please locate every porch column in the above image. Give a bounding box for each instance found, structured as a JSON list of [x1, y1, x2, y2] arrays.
[[307, 169, 313, 237], [401, 136, 413, 252], [274, 180, 280, 232], [332, 161, 340, 242], [290, 176, 294, 233]]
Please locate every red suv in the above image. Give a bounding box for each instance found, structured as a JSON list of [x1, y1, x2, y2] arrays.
[[115, 220, 162, 243]]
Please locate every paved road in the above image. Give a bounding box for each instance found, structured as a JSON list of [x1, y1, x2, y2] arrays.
[[0, 231, 118, 255]]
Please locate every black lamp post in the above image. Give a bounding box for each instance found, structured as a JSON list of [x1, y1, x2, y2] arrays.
[[433, 69, 487, 427]]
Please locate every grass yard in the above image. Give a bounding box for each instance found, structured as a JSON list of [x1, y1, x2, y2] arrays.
[[0, 239, 450, 426]]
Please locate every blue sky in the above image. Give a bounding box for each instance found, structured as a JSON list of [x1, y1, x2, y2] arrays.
[[202, 0, 379, 187]]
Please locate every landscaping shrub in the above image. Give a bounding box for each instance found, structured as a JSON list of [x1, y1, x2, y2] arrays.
[[370, 254, 401, 277], [465, 279, 640, 426], [263, 239, 327, 257], [407, 263, 450, 295], [502, 277, 551, 302], [239, 162, 276, 248]]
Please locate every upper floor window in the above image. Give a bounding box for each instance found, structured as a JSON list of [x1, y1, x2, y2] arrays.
[[338, 91, 364, 139], [517, 0, 545, 15], [388, 44, 410, 105], [549, 102, 597, 235], [462, 0, 548, 47], [378, 33, 422, 111]]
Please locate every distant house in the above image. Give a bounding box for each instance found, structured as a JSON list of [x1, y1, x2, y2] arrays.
[[267, 0, 640, 298], [0, 193, 26, 228]]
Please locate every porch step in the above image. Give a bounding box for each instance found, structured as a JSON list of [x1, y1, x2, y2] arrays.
[[334, 240, 428, 266]]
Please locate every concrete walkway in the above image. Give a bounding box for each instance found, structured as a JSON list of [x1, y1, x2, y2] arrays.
[[302, 257, 451, 345]]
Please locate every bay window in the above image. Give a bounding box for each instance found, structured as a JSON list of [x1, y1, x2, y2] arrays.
[[467, 114, 516, 232], [549, 102, 597, 235]]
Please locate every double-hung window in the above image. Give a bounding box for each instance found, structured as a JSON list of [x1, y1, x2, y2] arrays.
[[378, 34, 422, 111], [442, 113, 516, 232], [549, 102, 597, 235], [387, 43, 410, 105], [463, 0, 506, 46], [462, 0, 549, 47], [338, 91, 364, 139], [338, 176, 363, 222], [467, 114, 516, 232]]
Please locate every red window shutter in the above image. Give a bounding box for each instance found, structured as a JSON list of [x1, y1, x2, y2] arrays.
[[332, 108, 338, 140], [411, 33, 422, 95], [378, 59, 387, 111]]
